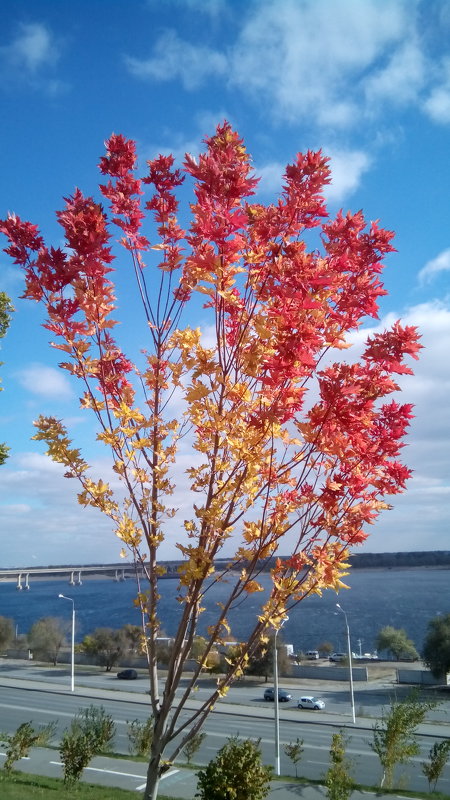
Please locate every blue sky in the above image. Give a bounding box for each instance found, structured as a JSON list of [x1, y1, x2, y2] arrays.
[[0, 0, 449, 567]]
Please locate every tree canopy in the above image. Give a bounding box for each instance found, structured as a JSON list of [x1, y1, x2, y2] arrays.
[[423, 613, 450, 678], [0, 123, 420, 800], [81, 628, 126, 671], [27, 617, 68, 665], [371, 691, 436, 789], [0, 616, 14, 651], [376, 626, 419, 661]]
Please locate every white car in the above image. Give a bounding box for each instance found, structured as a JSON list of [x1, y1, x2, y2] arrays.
[[297, 695, 325, 710], [329, 652, 346, 662]]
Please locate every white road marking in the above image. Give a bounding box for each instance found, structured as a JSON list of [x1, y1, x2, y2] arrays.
[[161, 770, 180, 779], [0, 752, 29, 760], [50, 760, 145, 778], [135, 770, 179, 792]]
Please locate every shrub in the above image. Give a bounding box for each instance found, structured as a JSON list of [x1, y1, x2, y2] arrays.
[[325, 731, 354, 800], [183, 731, 206, 764], [1, 721, 56, 774], [195, 736, 272, 800], [60, 727, 95, 787], [284, 737, 304, 777], [127, 717, 154, 757], [73, 704, 116, 752]]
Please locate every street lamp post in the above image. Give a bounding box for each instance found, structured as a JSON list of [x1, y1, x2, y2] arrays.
[[336, 603, 355, 723], [58, 594, 75, 692], [273, 615, 288, 775]]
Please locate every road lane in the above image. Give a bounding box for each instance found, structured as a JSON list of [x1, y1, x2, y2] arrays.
[[1, 680, 449, 793]]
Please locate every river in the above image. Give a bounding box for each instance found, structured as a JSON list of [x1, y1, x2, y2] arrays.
[[1, 567, 449, 655]]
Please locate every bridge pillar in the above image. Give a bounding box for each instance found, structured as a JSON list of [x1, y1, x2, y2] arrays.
[[77, 570, 82, 585], [17, 573, 23, 590], [69, 571, 75, 585], [24, 573, 30, 590]]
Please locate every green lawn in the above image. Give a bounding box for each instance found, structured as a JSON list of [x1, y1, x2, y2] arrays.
[[0, 771, 182, 799]]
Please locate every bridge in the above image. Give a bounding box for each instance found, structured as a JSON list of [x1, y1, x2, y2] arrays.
[[0, 561, 181, 590], [0, 558, 233, 590]]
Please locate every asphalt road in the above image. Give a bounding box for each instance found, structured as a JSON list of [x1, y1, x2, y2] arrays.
[[1, 659, 448, 720], [0, 668, 449, 794]]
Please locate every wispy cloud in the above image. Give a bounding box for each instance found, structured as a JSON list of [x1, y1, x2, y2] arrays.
[[0, 21, 63, 93], [125, 30, 227, 90], [15, 363, 74, 400], [126, 0, 450, 135], [127, 0, 429, 130], [323, 148, 371, 203], [423, 57, 450, 124], [147, 0, 227, 17], [418, 248, 450, 284]]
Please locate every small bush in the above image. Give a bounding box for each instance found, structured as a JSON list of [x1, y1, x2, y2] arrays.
[[325, 731, 354, 800], [1, 721, 56, 774], [195, 736, 272, 800], [73, 704, 116, 752], [182, 731, 206, 764], [60, 727, 94, 788], [284, 737, 304, 777], [127, 717, 154, 757]]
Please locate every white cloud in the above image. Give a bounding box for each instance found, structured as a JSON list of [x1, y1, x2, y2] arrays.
[[256, 162, 284, 196], [125, 0, 450, 136], [15, 451, 65, 473], [146, 0, 226, 17], [424, 87, 450, 123], [365, 41, 425, 107], [344, 299, 450, 551], [418, 248, 450, 284], [15, 363, 74, 400], [128, 0, 425, 129], [323, 148, 371, 203], [0, 22, 59, 74], [125, 30, 227, 90], [230, 0, 412, 124], [255, 149, 371, 203]]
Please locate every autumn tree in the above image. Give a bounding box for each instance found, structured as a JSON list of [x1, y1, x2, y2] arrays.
[[423, 613, 450, 678], [81, 627, 126, 671], [27, 617, 68, 665], [371, 691, 437, 789], [0, 616, 14, 651], [247, 632, 291, 682], [0, 123, 420, 800], [422, 739, 450, 793], [325, 731, 354, 800], [122, 623, 145, 654], [376, 626, 419, 661]]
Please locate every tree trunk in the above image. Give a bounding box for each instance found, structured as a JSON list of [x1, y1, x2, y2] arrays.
[[143, 753, 162, 800]]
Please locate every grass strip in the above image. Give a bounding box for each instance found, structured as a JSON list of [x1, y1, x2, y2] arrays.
[[0, 771, 182, 799]]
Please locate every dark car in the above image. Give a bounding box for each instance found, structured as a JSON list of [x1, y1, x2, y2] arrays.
[[117, 669, 138, 680], [263, 687, 291, 702]]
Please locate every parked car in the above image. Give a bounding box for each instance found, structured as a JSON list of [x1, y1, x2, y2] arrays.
[[306, 650, 320, 660], [263, 687, 292, 702], [329, 652, 346, 662], [117, 668, 138, 680], [297, 695, 325, 710]]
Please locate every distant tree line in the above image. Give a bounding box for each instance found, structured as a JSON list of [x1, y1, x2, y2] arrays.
[[2, 613, 450, 680], [7, 550, 450, 574]]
